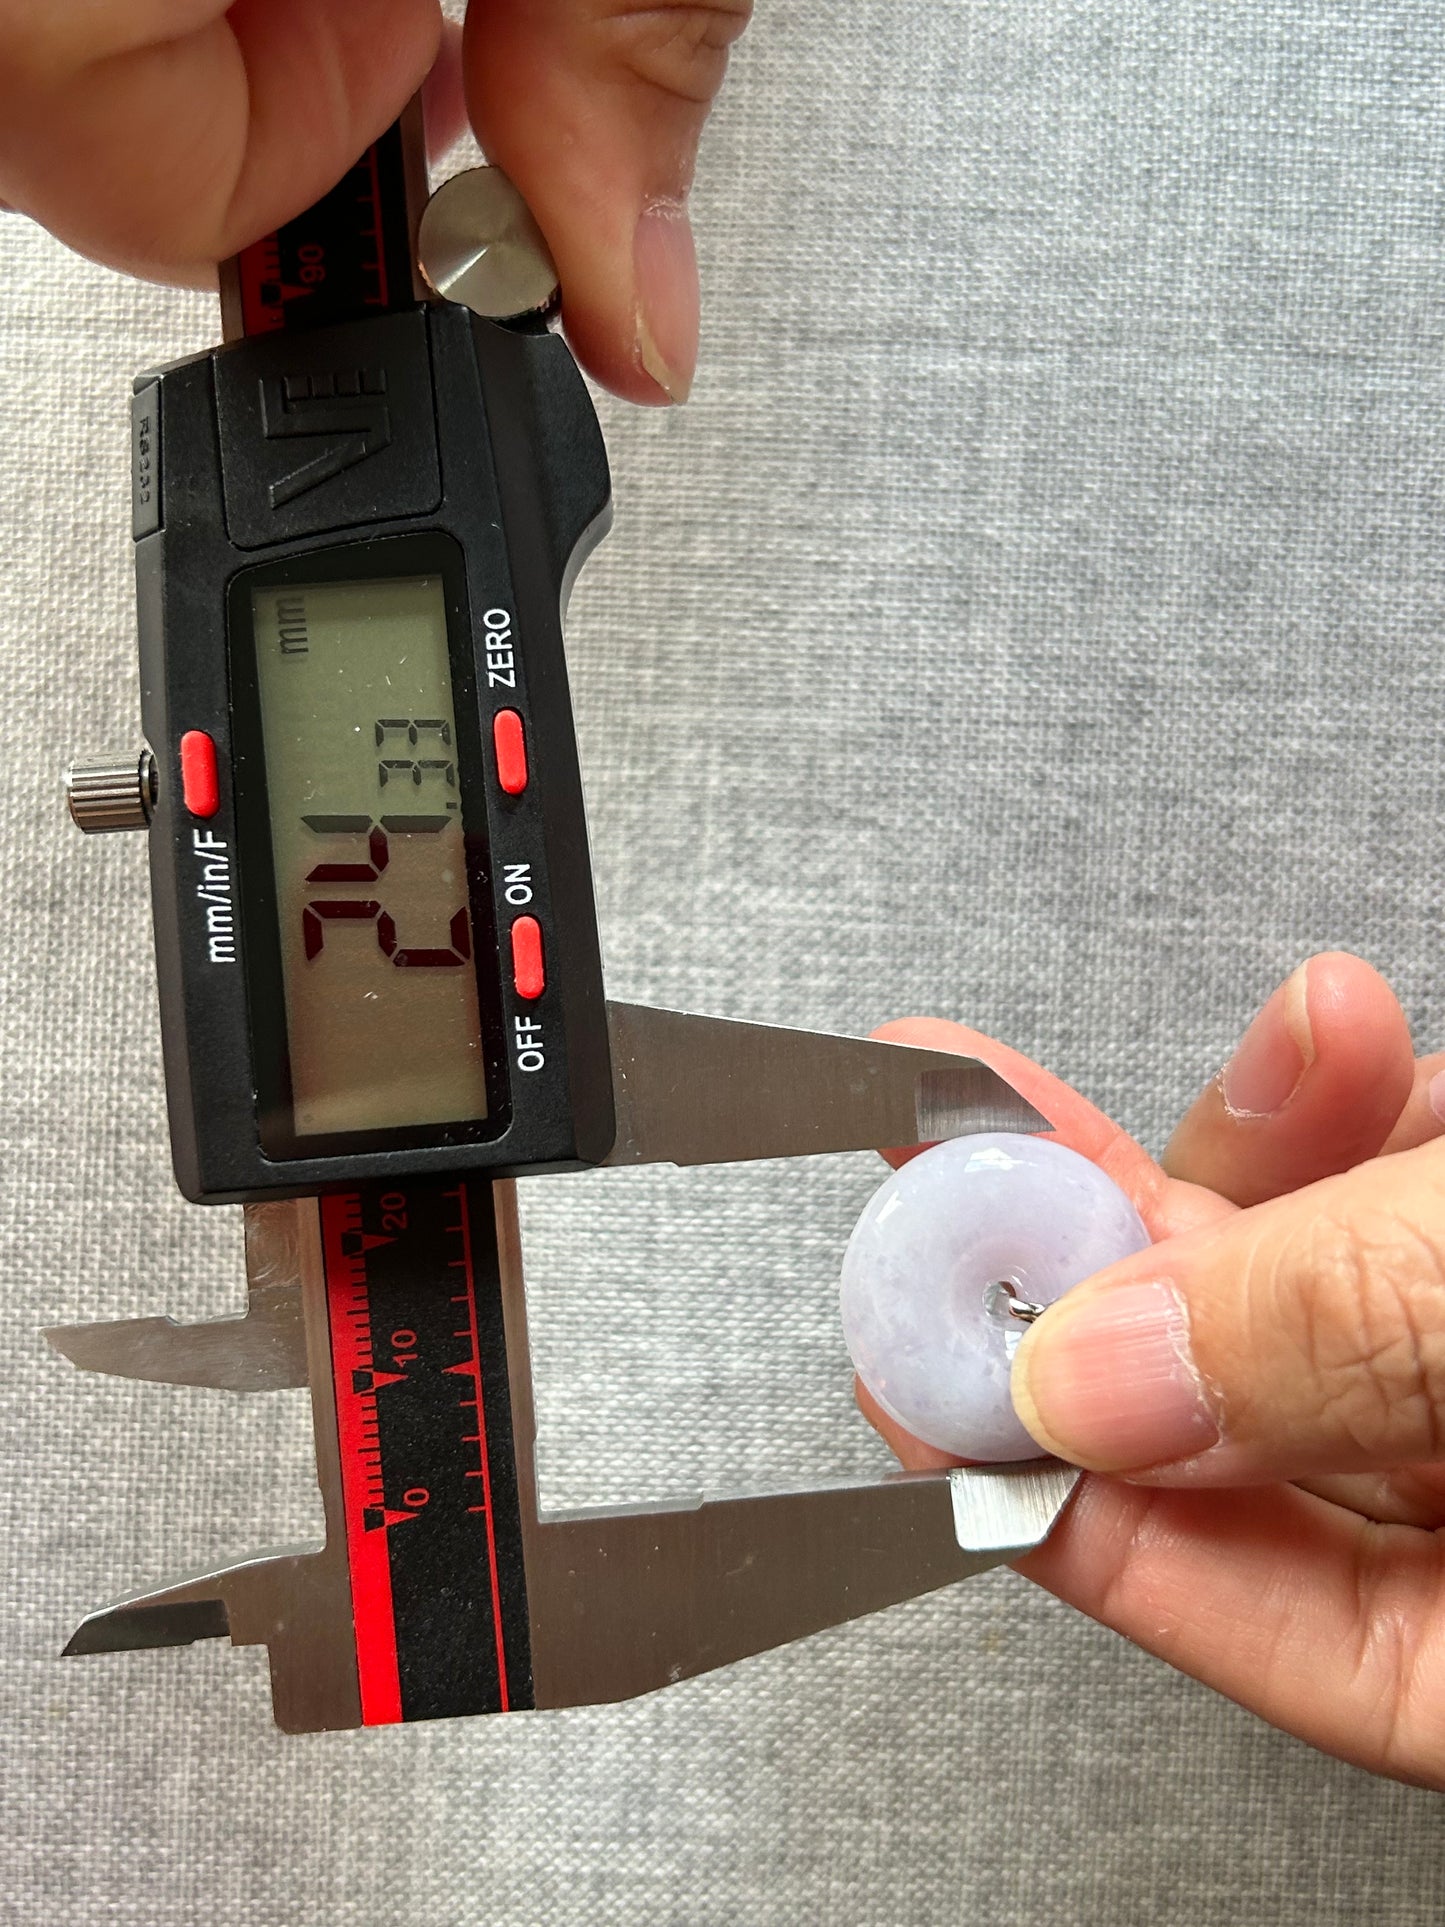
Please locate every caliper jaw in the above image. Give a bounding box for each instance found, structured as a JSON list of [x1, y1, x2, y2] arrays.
[[63, 1543, 361, 1734], [48, 1031, 1077, 1735], [54, 1199, 363, 1731]]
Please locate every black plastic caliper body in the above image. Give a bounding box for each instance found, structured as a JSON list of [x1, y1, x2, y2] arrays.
[[136, 205, 614, 1203]]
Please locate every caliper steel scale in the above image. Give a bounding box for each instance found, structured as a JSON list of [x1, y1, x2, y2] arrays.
[[50, 108, 1078, 1732]]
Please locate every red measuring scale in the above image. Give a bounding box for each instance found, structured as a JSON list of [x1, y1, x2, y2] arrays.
[[321, 1180, 529, 1722], [237, 129, 413, 337]]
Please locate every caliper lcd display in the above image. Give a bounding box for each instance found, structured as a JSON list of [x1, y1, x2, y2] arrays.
[[248, 570, 490, 1140]]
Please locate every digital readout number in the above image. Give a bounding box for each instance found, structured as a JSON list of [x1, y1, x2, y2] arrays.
[[301, 716, 469, 968]]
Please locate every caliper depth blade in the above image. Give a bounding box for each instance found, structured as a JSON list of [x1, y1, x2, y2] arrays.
[[602, 1002, 1050, 1168]]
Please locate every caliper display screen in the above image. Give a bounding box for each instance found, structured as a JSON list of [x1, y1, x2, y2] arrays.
[[249, 573, 489, 1139]]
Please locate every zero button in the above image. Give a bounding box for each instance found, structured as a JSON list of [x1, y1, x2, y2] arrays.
[[493, 710, 528, 795]]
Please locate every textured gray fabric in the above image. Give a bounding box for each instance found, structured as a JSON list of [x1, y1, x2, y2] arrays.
[[6, 1, 1445, 1920]]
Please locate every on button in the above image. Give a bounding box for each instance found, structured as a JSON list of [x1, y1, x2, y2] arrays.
[[511, 916, 544, 1000]]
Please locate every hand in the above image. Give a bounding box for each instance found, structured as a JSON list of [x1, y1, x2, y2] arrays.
[[865, 952, 1445, 1787], [0, 0, 750, 402]]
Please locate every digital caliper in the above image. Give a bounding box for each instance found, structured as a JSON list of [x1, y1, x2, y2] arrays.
[[49, 106, 1077, 1731]]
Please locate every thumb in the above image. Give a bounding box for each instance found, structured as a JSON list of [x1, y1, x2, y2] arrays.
[[463, 0, 750, 404], [1011, 1139, 1445, 1484], [1160, 952, 1416, 1208]]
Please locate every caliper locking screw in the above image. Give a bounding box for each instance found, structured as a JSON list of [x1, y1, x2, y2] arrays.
[[65, 748, 156, 834]]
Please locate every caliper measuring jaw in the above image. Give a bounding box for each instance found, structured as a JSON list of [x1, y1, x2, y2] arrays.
[[50, 1010, 1079, 1733]]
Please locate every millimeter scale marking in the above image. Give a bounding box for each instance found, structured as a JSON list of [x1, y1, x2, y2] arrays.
[[323, 1195, 403, 1724], [320, 1183, 522, 1724], [234, 121, 414, 338], [447, 1188, 511, 1710]]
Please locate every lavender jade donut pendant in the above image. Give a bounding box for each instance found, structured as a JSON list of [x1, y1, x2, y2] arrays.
[[840, 1133, 1150, 1461]]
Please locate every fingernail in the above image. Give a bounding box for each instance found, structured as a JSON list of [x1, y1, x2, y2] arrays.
[[1012, 1280, 1220, 1471], [633, 199, 697, 404], [1429, 1069, 1445, 1126], [1219, 964, 1314, 1118]]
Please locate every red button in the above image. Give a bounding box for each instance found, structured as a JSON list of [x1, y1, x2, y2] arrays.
[[493, 710, 528, 795], [511, 916, 544, 1000], [179, 730, 220, 818]]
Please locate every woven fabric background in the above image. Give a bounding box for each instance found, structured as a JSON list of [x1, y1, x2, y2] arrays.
[[5, 0, 1445, 1919]]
